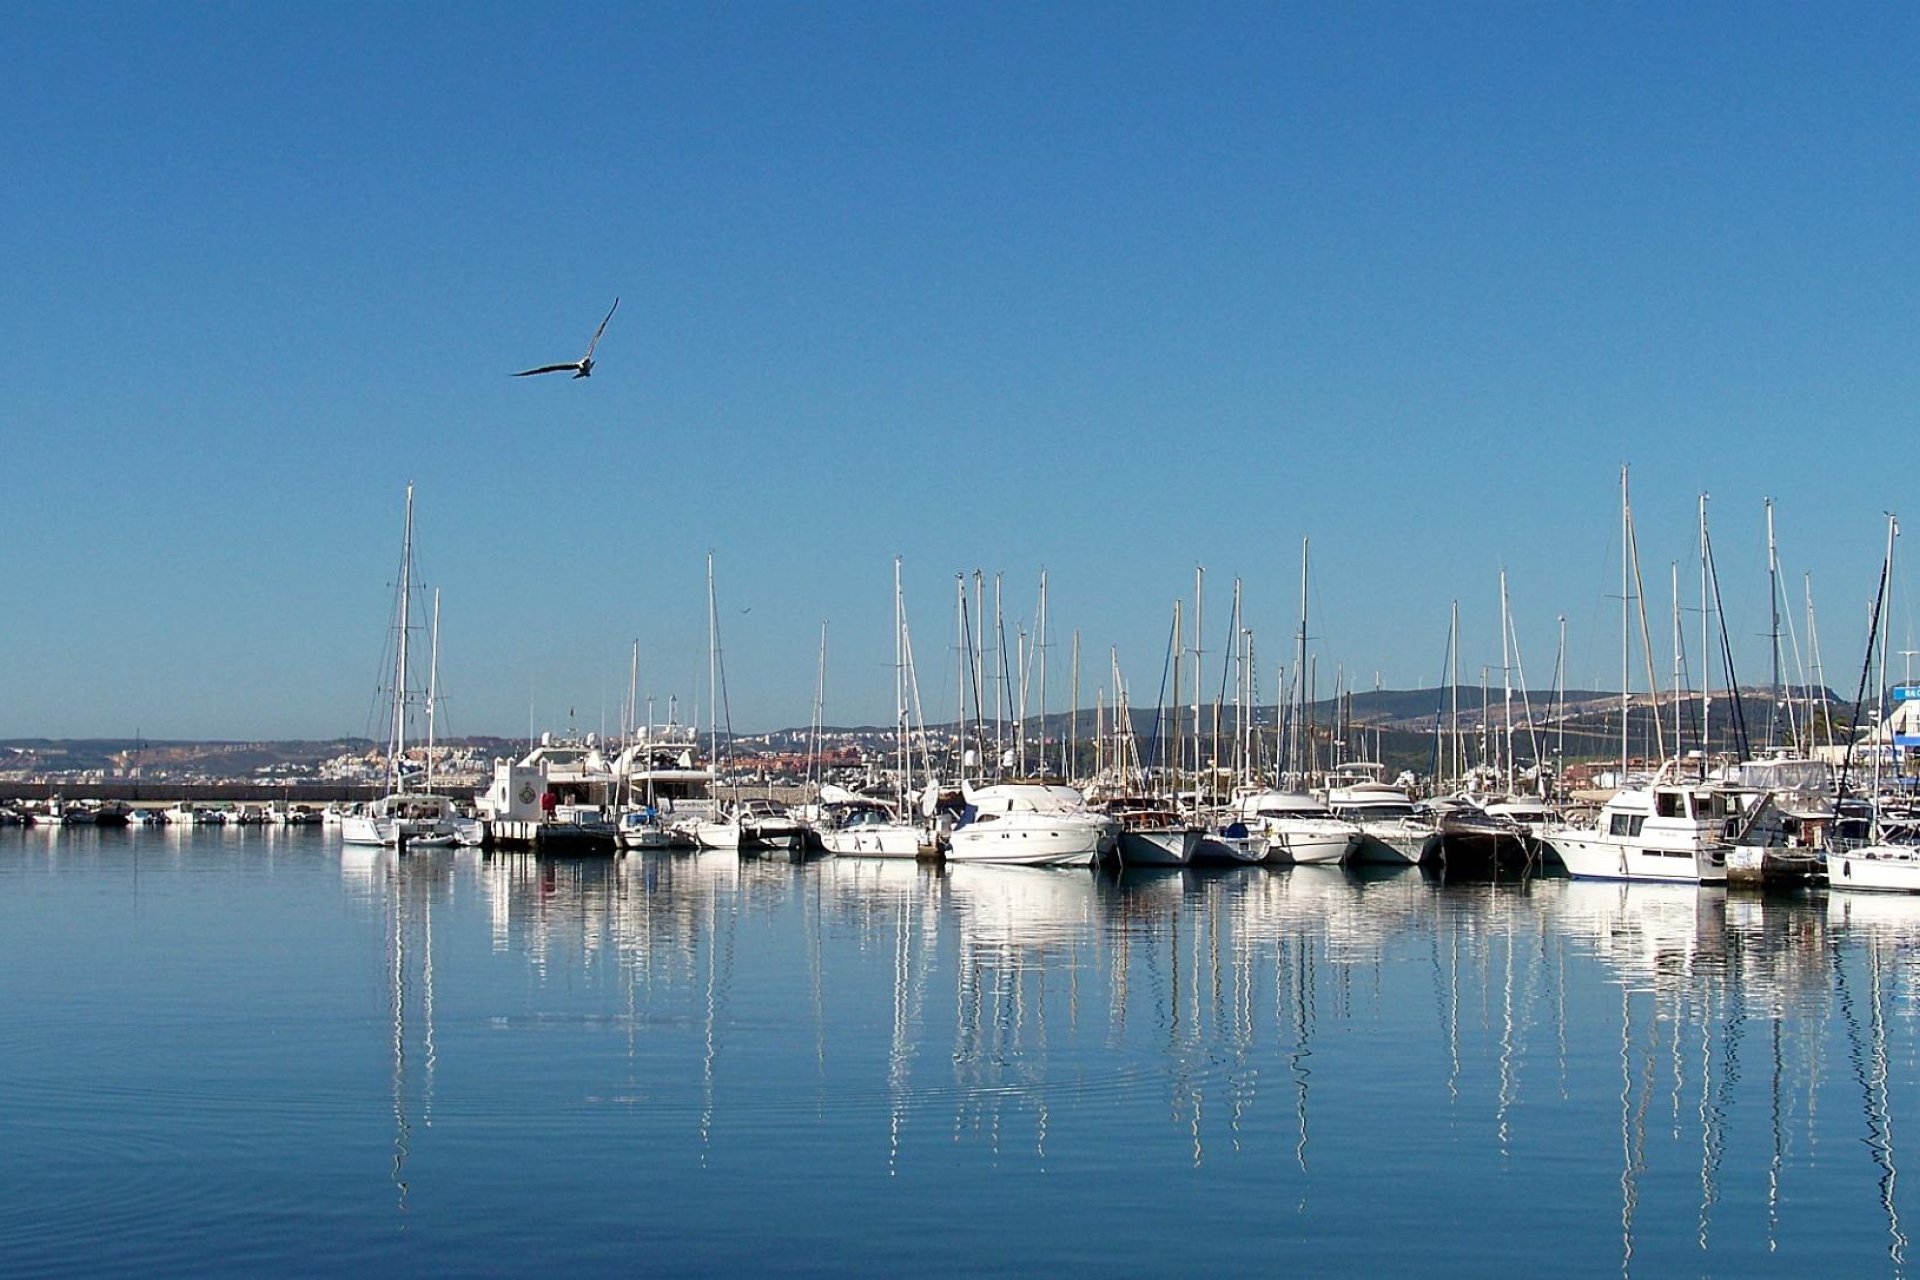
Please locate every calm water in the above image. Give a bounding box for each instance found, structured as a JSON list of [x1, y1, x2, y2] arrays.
[[4, 826, 1920, 1277]]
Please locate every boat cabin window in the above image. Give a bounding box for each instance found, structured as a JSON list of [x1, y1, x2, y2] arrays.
[[1655, 792, 1683, 818], [1609, 813, 1646, 837]]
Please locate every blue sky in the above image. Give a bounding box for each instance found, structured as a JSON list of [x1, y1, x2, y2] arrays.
[[4, 3, 1916, 740]]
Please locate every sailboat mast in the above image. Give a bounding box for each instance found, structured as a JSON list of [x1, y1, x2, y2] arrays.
[[894, 557, 906, 810], [1500, 568, 1514, 794], [1192, 565, 1205, 800], [1070, 629, 1081, 783], [1671, 561, 1683, 759], [1767, 497, 1782, 750], [1699, 494, 1712, 754], [1037, 569, 1050, 777], [1550, 615, 1564, 780], [1619, 465, 1631, 779], [393, 483, 414, 793], [808, 620, 827, 793], [706, 551, 719, 772], [1297, 538, 1310, 785], [426, 586, 440, 797], [1875, 516, 1899, 804], [1450, 599, 1462, 785]]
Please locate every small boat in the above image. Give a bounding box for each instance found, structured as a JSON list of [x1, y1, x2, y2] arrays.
[[697, 798, 807, 856], [1190, 819, 1268, 866], [617, 807, 674, 852], [1092, 797, 1198, 867], [1420, 797, 1534, 872], [812, 792, 923, 859]]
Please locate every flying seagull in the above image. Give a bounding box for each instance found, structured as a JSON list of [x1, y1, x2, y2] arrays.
[[513, 297, 620, 378]]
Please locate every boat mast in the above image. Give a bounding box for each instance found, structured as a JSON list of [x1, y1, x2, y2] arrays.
[[392, 483, 415, 795], [1070, 629, 1081, 783], [426, 586, 440, 797], [1671, 561, 1685, 760], [1767, 497, 1782, 751], [1807, 575, 1831, 753], [1500, 568, 1514, 795], [1170, 598, 1184, 800], [1037, 569, 1050, 777], [1619, 466, 1631, 781], [807, 620, 827, 795], [1875, 516, 1898, 810], [894, 557, 906, 813], [1555, 614, 1566, 774], [1699, 494, 1712, 755], [624, 637, 639, 810], [1192, 565, 1205, 804], [1451, 599, 1462, 785], [1297, 538, 1310, 786]]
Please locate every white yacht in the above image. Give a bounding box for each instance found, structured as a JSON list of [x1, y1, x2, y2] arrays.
[[1322, 765, 1433, 865], [1228, 788, 1359, 865], [947, 781, 1119, 868], [1542, 760, 1732, 884]]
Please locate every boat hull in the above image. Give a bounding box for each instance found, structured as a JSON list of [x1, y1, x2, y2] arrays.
[[1258, 820, 1356, 866], [1117, 827, 1198, 867], [1191, 832, 1267, 864], [948, 823, 1103, 868], [818, 824, 923, 858], [1548, 832, 1729, 884], [1828, 846, 1920, 893], [1349, 823, 1434, 866]]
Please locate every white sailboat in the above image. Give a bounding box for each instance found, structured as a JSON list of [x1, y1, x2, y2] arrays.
[[817, 559, 931, 859], [1828, 514, 1920, 892], [342, 484, 457, 849]]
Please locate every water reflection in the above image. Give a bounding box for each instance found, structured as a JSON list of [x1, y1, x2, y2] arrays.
[[323, 845, 1920, 1269], [341, 846, 454, 1213]]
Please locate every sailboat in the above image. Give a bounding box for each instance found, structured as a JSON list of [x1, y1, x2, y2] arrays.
[[1827, 514, 1920, 891], [342, 484, 458, 849], [685, 552, 806, 856], [816, 559, 929, 859]]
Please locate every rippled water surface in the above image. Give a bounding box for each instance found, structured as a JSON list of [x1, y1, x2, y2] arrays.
[[6, 825, 1920, 1276]]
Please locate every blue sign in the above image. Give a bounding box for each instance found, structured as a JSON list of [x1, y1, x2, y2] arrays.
[[1897, 686, 1920, 703]]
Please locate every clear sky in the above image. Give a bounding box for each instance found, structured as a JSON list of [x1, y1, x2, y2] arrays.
[[5, 3, 1916, 741]]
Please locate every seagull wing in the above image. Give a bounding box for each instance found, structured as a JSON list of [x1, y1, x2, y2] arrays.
[[513, 362, 582, 377], [582, 296, 619, 361]]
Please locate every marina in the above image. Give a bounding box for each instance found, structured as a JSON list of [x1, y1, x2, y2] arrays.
[[13, 6, 1920, 1276], [8, 822, 1920, 1275]]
